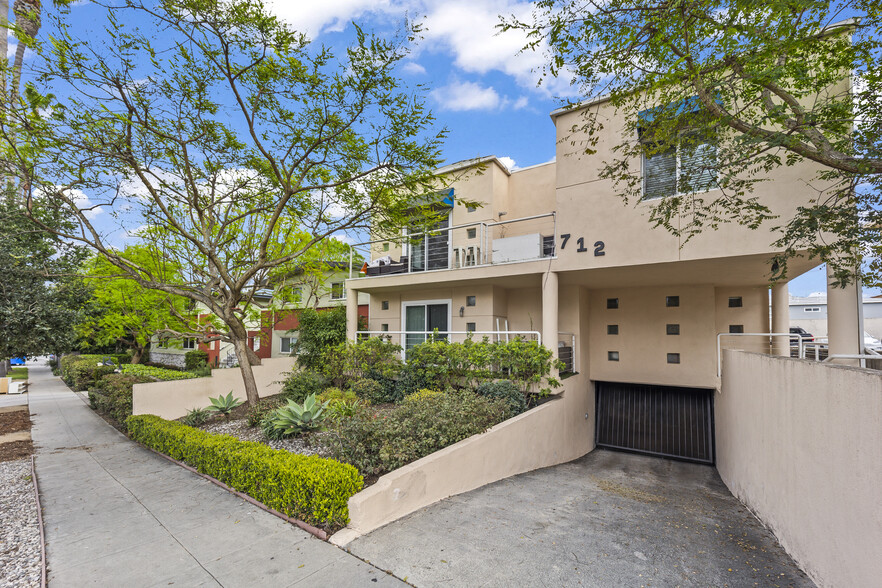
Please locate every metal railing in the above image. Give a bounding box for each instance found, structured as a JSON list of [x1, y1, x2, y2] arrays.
[[558, 332, 577, 373], [716, 332, 809, 378], [348, 212, 557, 279]]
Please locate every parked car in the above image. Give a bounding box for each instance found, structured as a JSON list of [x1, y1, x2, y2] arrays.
[[864, 332, 882, 352], [9, 356, 26, 366], [790, 327, 814, 344]]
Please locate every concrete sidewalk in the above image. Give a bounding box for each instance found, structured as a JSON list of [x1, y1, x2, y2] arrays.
[[28, 364, 403, 587]]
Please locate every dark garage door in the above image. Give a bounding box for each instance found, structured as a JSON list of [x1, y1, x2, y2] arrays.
[[595, 381, 715, 464]]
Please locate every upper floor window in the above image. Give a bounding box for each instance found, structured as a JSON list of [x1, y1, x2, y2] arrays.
[[183, 338, 197, 350], [330, 282, 345, 300]]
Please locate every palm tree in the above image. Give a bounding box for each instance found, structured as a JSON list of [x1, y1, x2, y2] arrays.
[[10, 0, 39, 99]]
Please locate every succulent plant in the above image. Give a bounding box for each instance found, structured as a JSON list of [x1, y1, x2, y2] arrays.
[[205, 391, 244, 417], [268, 393, 328, 436]]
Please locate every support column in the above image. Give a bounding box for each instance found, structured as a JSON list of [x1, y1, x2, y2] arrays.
[[542, 271, 559, 376], [346, 286, 359, 342], [827, 265, 862, 364], [771, 282, 790, 357]]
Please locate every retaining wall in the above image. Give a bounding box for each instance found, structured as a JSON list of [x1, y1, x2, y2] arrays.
[[717, 350, 882, 588], [132, 357, 295, 420]]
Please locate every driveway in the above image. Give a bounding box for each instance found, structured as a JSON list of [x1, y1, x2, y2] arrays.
[[347, 450, 813, 587]]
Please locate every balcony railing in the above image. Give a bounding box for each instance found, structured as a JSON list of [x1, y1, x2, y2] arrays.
[[348, 212, 556, 278]]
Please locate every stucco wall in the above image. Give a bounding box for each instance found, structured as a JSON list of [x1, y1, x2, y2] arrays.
[[717, 350, 882, 587], [148, 351, 187, 369], [332, 371, 596, 546], [132, 357, 296, 420]]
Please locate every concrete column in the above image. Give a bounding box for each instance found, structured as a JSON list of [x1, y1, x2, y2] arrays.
[[771, 282, 790, 357], [827, 265, 862, 363], [542, 271, 559, 374], [346, 286, 359, 342]]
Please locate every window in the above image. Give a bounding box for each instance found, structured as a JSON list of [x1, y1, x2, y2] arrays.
[[608, 351, 620, 361], [280, 336, 296, 354], [466, 205, 476, 212], [667, 353, 681, 364], [248, 336, 260, 351], [642, 131, 717, 200], [466, 295, 476, 307], [666, 295, 680, 307], [156, 338, 168, 349], [467, 228, 477, 239], [666, 324, 680, 335], [466, 322, 476, 332], [330, 282, 345, 300], [381, 323, 389, 332], [804, 307, 821, 313], [183, 338, 196, 350], [607, 324, 618, 335], [728, 296, 743, 308], [542, 235, 555, 257], [383, 242, 390, 252], [729, 325, 744, 334], [381, 300, 389, 310], [404, 301, 449, 351], [607, 298, 619, 309]]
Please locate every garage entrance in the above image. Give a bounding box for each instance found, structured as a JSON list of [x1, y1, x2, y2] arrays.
[[595, 381, 715, 464]]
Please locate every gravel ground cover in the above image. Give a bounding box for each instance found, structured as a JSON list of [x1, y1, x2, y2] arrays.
[[0, 458, 41, 588], [202, 418, 331, 456]]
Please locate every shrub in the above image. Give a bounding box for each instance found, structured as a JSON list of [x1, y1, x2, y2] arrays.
[[292, 306, 349, 371], [321, 390, 512, 476], [279, 370, 328, 404], [88, 373, 152, 428], [403, 388, 444, 403], [183, 407, 210, 427], [349, 378, 395, 404], [325, 399, 364, 422], [120, 364, 199, 381], [190, 363, 212, 377], [246, 398, 283, 427], [320, 338, 402, 388], [126, 415, 363, 531], [476, 380, 527, 415], [317, 388, 358, 404], [205, 392, 244, 416], [184, 350, 210, 371], [266, 394, 328, 437], [61, 354, 115, 390]]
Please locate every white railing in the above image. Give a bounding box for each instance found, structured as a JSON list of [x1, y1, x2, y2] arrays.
[[716, 332, 809, 378], [348, 212, 557, 279], [357, 330, 542, 360]]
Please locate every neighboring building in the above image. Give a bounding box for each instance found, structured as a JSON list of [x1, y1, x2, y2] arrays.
[[149, 263, 368, 368], [790, 293, 882, 340], [343, 91, 865, 464]]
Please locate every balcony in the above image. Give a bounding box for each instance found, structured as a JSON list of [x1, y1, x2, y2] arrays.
[[348, 212, 557, 279]]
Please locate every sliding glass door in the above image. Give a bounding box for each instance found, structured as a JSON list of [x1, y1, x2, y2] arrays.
[[403, 301, 449, 352]]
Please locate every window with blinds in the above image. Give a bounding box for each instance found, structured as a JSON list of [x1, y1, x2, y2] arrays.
[[641, 115, 717, 200]]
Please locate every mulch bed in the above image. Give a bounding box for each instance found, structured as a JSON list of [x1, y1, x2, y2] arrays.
[[0, 440, 34, 463], [0, 409, 32, 436]]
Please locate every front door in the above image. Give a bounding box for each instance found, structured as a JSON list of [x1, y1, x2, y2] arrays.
[[404, 302, 449, 352]]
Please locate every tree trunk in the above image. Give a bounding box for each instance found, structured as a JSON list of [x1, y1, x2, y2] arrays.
[[0, 360, 7, 377], [10, 0, 40, 101], [131, 346, 144, 364], [1, 0, 8, 98], [232, 337, 260, 405]]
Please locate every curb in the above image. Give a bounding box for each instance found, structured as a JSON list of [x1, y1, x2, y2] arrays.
[[30, 455, 47, 588], [137, 443, 329, 541]]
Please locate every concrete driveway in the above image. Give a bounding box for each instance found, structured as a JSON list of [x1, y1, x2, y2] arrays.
[[347, 450, 813, 587]]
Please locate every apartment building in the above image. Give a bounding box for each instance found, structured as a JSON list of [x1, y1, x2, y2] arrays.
[[343, 93, 866, 464]]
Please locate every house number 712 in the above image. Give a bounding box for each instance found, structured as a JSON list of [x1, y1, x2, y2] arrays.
[[559, 234, 605, 256]]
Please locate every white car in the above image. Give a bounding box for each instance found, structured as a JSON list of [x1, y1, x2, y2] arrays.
[[865, 332, 882, 352]]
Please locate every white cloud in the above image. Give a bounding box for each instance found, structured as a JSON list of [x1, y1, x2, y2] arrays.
[[63, 188, 105, 220], [6, 43, 35, 61], [265, 0, 400, 37], [432, 79, 530, 112], [497, 156, 516, 170], [401, 61, 427, 75]]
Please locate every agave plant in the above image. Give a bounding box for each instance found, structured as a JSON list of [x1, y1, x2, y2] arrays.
[[269, 394, 329, 436], [205, 391, 244, 418], [183, 407, 210, 427]]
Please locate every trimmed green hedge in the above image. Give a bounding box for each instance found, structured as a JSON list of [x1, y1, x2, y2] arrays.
[[126, 415, 363, 532], [60, 355, 116, 391], [88, 374, 153, 429], [120, 364, 199, 381]]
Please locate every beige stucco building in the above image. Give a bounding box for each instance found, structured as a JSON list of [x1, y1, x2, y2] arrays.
[[344, 94, 865, 464]]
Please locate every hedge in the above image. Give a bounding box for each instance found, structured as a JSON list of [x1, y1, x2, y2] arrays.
[[184, 350, 210, 371], [120, 364, 199, 381], [126, 415, 363, 532], [60, 355, 116, 391], [88, 374, 153, 429]]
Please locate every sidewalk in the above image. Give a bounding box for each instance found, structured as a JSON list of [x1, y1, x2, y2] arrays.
[[28, 364, 402, 587]]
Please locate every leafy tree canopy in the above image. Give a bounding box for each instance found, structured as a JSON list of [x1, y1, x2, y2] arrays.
[[504, 0, 882, 286]]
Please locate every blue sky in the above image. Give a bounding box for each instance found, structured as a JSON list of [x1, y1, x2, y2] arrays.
[[17, 0, 878, 297]]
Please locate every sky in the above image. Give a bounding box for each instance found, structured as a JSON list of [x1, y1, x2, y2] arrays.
[[18, 0, 878, 297]]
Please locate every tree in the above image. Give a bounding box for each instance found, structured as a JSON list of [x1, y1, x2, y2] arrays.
[[0, 195, 89, 374], [4, 0, 445, 404], [504, 0, 882, 286], [76, 246, 194, 363]]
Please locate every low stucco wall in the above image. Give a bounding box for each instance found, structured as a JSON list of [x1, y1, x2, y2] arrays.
[[331, 373, 595, 546], [718, 350, 882, 588], [132, 357, 296, 420]]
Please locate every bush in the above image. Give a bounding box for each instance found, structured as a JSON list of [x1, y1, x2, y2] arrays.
[[292, 307, 349, 371], [265, 395, 328, 437], [184, 350, 210, 371], [246, 398, 283, 427], [120, 364, 199, 381], [88, 373, 153, 428], [403, 388, 444, 403], [318, 388, 358, 404], [61, 354, 114, 390], [320, 390, 512, 476], [350, 378, 398, 404], [183, 407, 210, 427], [279, 370, 328, 404], [127, 415, 362, 531], [320, 338, 402, 388], [476, 380, 527, 415]]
